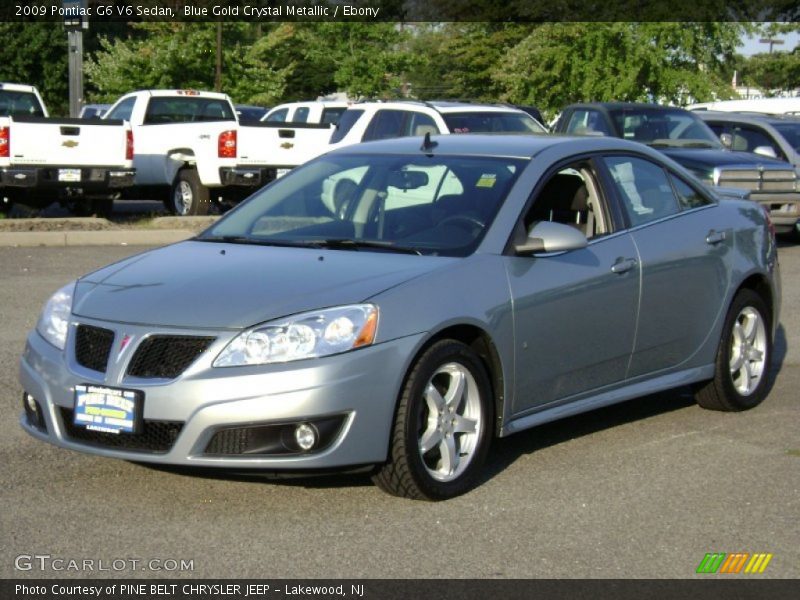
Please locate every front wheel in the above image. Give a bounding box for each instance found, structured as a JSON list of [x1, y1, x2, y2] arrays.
[[168, 169, 210, 216], [695, 289, 772, 411], [373, 340, 493, 500]]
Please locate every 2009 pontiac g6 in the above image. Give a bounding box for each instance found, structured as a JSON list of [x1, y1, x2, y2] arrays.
[[19, 134, 780, 500]]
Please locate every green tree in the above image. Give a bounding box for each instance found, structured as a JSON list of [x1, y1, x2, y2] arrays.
[[493, 22, 752, 117], [739, 50, 800, 94], [0, 23, 68, 115], [407, 23, 530, 101]]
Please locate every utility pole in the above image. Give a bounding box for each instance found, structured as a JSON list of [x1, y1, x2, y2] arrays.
[[63, 0, 88, 118], [215, 22, 223, 92], [759, 38, 785, 54]]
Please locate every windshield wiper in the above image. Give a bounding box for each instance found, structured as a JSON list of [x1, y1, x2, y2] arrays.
[[315, 238, 423, 255], [194, 235, 315, 248]]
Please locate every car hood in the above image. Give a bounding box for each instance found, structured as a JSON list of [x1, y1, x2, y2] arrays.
[[658, 147, 789, 170], [73, 240, 453, 329]]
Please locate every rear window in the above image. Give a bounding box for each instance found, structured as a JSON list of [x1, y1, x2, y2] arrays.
[[321, 107, 346, 125], [330, 109, 364, 144], [0, 90, 45, 117], [442, 112, 546, 134], [143, 97, 235, 124]]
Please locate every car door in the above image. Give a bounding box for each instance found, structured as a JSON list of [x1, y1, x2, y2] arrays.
[[505, 158, 640, 414], [599, 154, 733, 377]]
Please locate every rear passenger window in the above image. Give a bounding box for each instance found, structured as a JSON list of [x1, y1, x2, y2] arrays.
[[363, 110, 407, 141], [670, 175, 712, 210], [603, 156, 680, 227], [293, 107, 310, 123]]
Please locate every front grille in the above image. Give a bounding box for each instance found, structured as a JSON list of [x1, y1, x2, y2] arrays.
[[60, 407, 183, 453], [127, 335, 215, 379], [717, 168, 796, 193], [74, 325, 115, 373]]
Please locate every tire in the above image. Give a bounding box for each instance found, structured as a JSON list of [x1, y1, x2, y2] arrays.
[[695, 289, 772, 411], [168, 169, 210, 216], [372, 340, 493, 500]]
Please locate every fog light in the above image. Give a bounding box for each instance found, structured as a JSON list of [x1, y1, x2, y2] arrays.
[[24, 393, 38, 412], [22, 392, 46, 431], [294, 423, 317, 451]]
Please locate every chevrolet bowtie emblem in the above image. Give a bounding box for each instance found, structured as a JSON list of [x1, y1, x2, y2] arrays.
[[280, 142, 294, 149], [62, 140, 79, 148]]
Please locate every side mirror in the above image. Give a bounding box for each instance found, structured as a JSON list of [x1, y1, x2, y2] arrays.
[[719, 133, 733, 149], [754, 145, 778, 159], [514, 221, 588, 256]]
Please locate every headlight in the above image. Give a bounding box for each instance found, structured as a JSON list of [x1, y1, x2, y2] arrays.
[[36, 282, 75, 350], [213, 304, 379, 367]]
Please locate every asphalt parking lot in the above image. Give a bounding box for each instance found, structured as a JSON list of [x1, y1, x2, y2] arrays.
[[0, 242, 798, 580]]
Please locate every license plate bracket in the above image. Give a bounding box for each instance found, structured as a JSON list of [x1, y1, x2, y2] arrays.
[[73, 385, 143, 435]]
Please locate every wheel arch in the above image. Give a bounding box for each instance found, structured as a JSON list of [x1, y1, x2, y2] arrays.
[[404, 323, 507, 438], [735, 273, 775, 328]]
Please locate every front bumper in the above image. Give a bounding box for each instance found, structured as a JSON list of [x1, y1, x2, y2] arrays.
[[748, 192, 800, 232], [19, 321, 423, 470], [2, 166, 135, 191]]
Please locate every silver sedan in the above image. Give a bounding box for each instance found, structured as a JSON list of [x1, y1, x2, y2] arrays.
[[19, 134, 780, 500]]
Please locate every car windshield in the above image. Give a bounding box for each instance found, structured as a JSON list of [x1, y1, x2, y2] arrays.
[[610, 108, 722, 149], [0, 90, 45, 117], [443, 112, 547, 134], [198, 153, 526, 257], [773, 122, 800, 152]]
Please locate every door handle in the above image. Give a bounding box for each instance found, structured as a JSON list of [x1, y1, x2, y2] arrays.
[[611, 257, 637, 274], [706, 230, 726, 245]]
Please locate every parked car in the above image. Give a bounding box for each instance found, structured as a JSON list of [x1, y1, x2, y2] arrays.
[[695, 111, 800, 167], [19, 134, 779, 500], [235, 104, 269, 122], [553, 102, 800, 235], [261, 100, 349, 125], [103, 89, 264, 215], [78, 104, 111, 119], [237, 100, 548, 185], [1, 83, 134, 216]]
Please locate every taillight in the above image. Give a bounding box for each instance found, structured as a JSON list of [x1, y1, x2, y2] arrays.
[[125, 129, 134, 160], [0, 126, 9, 158], [218, 130, 237, 158], [761, 205, 776, 240]]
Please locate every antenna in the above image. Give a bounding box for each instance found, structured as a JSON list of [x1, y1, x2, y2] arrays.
[[420, 131, 438, 152]]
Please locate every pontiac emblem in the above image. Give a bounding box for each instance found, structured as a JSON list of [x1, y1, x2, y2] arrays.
[[115, 334, 133, 362], [62, 140, 79, 148]]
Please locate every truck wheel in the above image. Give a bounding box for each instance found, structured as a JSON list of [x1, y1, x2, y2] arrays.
[[372, 340, 493, 500], [694, 289, 772, 411], [169, 169, 209, 216]]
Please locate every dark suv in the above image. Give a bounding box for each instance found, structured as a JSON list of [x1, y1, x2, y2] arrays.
[[554, 102, 800, 235]]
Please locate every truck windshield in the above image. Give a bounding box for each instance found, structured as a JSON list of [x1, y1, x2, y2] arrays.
[[0, 90, 45, 117], [773, 122, 800, 153], [199, 153, 526, 257], [442, 112, 547, 134], [610, 108, 722, 149]]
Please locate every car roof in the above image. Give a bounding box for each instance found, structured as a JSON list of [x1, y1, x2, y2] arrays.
[[696, 111, 800, 125], [325, 132, 665, 159], [565, 102, 689, 112], [349, 101, 527, 115]]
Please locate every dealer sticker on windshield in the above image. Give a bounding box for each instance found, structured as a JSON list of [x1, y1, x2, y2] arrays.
[[73, 385, 142, 435]]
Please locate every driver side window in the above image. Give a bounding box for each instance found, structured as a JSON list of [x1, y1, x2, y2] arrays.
[[524, 163, 609, 239]]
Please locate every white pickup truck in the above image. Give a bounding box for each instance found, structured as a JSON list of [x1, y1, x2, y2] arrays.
[[236, 101, 548, 184], [104, 89, 265, 215], [0, 82, 135, 215]]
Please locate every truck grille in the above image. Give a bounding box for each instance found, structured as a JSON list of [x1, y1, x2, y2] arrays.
[[127, 335, 215, 379], [717, 167, 796, 193], [60, 407, 183, 453], [74, 324, 115, 373]]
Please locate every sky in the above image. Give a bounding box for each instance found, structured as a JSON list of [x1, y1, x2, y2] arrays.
[[739, 31, 799, 56]]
